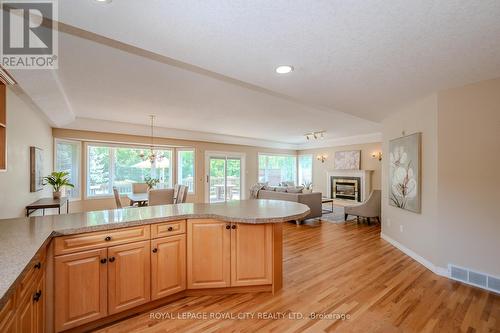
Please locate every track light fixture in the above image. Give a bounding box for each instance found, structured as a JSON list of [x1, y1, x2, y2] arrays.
[[304, 130, 326, 141]]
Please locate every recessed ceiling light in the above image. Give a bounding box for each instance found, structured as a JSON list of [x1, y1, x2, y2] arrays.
[[95, 0, 112, 3], [275, 65, 294, 74]]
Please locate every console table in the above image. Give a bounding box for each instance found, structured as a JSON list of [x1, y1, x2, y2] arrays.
[[26, 197, 69, 217]]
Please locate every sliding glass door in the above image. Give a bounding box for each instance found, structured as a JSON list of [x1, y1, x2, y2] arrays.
[[206, 153, 243, 203]]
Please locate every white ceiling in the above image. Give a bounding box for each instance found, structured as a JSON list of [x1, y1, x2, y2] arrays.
[[9, 1, 500, 148]]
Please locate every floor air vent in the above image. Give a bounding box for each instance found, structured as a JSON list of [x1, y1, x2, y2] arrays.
[[449, 264, 500, 294], [488, 276, 500, 293], [450, 266, 468, 282]]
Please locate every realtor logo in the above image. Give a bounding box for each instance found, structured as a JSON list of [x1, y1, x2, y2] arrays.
[[1, 0, 58, 69]]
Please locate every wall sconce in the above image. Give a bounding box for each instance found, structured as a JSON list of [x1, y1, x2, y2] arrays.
[[317, 154, 327, 163], [372, 152, 382, 161]]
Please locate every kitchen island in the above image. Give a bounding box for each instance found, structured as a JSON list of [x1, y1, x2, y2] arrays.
[[0, 199, 309, 332]]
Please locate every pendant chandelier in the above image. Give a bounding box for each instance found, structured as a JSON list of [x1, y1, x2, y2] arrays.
[[139, 115, 164, 164]]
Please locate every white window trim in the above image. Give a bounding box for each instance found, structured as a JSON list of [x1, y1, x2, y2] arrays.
[[54, 138, 82, 201], [84, 142, 174, 199], [298, 154, 314, 186], [257, 152, 298, 185], [176, 148, 196, 194], [204, 151, 246, 203]]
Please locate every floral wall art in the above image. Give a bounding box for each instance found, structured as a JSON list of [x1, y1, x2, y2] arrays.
[[389, 133, 421, 213], [334, 150, 361, 170]]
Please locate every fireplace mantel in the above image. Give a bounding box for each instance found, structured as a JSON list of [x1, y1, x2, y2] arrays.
[[326, 170, 374, 202]]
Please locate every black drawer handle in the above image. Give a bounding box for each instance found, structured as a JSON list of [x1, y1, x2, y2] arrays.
[[105, 236, 112, 241], [231, 224, 237, 229], [168, 227, 173, 231], [33, 290, 42, 302], [34, 262, 42, 269], [225, 225, 231, 230], [100, 258, 107, 264], [109, 257, 115, 262], [152, 248, 158, 253]]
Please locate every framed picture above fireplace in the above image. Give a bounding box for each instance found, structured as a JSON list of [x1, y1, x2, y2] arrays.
[[389, 132, 422, 213], [334, 150, 361, 170]]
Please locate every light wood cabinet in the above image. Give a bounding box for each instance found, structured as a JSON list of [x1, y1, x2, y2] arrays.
[[54, 248, 108, 332], [187, 220, 274, 289], [231, 223, 273, 286], [151, 220, 186, 238], [0, 293, 16, 333], [34, 275, 45, 333], [0, 314, 16, 333], [16, 275, 44, 333], [54, 225, 150, 255], [108, 241, 151, 314], [17, 290, 34, 333], [187, 219, 231, 289], [0, 83, 5, 171], [151, 234, 186, 300]]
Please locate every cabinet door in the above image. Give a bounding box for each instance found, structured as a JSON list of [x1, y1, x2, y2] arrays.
[[187, 219, 231, 289], [34, 275, 45, 333], [151, 235, 186, 300], [0, 315, 16, 333], [108, 241, 151, 314], [54, 248, 108, 332], [0, 295, 16, 333], [231, 223, 273, 286], [17, 286, 35, 333]]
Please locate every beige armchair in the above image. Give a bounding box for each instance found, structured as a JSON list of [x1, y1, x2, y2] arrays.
[[344, 190, 381, 225], [148, 189, 175, 206]]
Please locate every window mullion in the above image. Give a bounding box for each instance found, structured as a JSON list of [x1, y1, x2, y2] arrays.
[[110, 147, 115, 194]]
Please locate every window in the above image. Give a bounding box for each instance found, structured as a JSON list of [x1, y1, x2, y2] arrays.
[[258, 154, 297, 185], [87, 144, 172, 197], [55, 139, 81, 199], [298, 155, 313, 186], [177, 149, 195, 193]]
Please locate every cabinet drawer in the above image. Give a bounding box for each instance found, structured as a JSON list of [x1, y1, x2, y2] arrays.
[[151, 220, 186, 238], [18, 251, 45, 299], [54, 225, 151, 255]]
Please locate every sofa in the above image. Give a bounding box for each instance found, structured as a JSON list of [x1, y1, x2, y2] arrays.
[[257, 189, 322, 222]]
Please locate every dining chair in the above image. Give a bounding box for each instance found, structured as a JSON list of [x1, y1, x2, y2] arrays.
[[174, 185, 188, 204], [113, 187, 122, 209], [173, 184, 181, 202], [148, 188, 175, 206], [132, 183, 149, 194]]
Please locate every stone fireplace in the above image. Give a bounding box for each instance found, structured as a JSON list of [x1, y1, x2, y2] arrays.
[[326, 170, 374, 202]]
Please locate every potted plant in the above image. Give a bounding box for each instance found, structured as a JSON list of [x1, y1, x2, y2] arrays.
[[144, 177, 160, 190], [302, 182, 313, 194], [43, 171, 74, 199]]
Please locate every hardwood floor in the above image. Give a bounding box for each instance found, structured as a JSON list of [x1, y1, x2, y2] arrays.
[[97, 221, 500, 333]]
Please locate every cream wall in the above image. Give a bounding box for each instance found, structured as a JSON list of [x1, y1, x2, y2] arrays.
[[381, 78, 500, 278], [52, 128, 296, 213], [298, 142, 382, 197], [0, 87, 53, 219], [381, 94, 439, 264], [437, 78, 500, 276]]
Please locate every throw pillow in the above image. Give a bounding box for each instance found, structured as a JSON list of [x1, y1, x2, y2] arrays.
[[286, 186, 304, 193]]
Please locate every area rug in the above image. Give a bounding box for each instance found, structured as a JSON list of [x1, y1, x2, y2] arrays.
[[317, 204, 347, 224]]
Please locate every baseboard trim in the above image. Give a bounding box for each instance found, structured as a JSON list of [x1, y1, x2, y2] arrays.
[[380, 233, 448, 277]]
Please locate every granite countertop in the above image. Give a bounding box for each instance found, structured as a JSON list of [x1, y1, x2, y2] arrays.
[[0, 199, 309, 307]]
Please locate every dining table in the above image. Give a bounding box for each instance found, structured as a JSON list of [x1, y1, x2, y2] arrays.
[[127, 193, 149, 207]]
